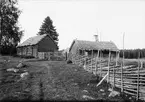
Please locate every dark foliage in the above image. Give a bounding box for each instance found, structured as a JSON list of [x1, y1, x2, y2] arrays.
[[0, 45, 17, 55], [0, 0, 23, 55], [38, 16, 59, 49], [120, 49, 145, 59]]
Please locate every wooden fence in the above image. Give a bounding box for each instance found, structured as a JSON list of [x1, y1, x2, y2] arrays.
[[70, 54, 145, 101]]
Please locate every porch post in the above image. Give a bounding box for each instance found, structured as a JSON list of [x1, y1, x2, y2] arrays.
[[116, 51, 120, 66], [95, 50, 100, 75]]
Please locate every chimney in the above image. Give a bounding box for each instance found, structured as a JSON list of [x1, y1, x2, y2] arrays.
[[94, 35, 99, 42]]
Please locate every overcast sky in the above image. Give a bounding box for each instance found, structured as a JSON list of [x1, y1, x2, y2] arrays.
[[18, 0, 145, 50]]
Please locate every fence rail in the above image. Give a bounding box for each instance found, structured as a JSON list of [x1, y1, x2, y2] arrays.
[[70, 53, 145, 100]]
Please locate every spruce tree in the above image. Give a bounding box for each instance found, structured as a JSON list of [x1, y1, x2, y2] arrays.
[[38, 16, 59, 49]]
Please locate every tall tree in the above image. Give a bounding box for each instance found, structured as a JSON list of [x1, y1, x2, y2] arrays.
[[38, 16, 59, 49], [0, 0, 23, 54]]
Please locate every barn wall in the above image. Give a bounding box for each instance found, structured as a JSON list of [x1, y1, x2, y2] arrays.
[[32, 45, 38, 58], [38, 36, 57, 52]]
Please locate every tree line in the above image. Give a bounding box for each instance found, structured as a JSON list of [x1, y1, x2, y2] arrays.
[[120, 49, 145, 59]]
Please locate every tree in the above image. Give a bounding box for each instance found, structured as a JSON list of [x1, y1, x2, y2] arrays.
[[38, 16, 59, 49], [0, 0, 23, 55]]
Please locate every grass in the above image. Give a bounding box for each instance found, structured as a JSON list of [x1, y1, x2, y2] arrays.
[[0, 55, 144, 101]]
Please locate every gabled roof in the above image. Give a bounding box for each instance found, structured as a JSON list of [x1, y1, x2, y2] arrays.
[[17, 34, 56, 47], [69, 40, 119, 52]]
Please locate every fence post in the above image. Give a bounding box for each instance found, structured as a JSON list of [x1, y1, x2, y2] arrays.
[[137, 59, 140, 100], [95, 50, 100, 75], [107, 50, 111, 83], [84, 57, 87, 70], [91, 50, 93, 73], [121, 63, 123, 92], [113, 66, 115, 87], [100, 51, 102, 77]]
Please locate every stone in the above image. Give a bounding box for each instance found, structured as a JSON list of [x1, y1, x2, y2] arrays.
[[100, 89, 104, 92], [74, 69, 77, 71], [7, 68, 19, 73], [20, 72, 29, 78], [82, 90, 88, 93], [82, 95, 95, 100], [17, 62, 24, 68], [72, 83, 78, 86], [108, 90, 120, 97], [108, 88, 113, 92], [102, 93, 106, 95]]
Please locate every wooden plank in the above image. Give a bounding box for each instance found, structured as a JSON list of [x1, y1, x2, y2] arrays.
[[124, 90, 136, 96], [123, 87, 137, 93]]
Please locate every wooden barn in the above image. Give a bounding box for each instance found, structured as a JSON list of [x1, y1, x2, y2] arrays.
[[68, 35, 119, 63], [17, 34, 58, 58]]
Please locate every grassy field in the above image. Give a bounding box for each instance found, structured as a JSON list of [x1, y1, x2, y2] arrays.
[[0, 55, 143, 101]]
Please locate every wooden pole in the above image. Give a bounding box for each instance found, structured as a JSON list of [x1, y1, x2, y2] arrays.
[[95, 50, 100, 75], [107, 50, 111, 83], [100, 51, 102, 77], [84, 56, 87, 70], [137, 52, 140, 100], [121, 63, 123, 92], [113, 64, 115, 87], [116, 51, 118, 66], [121, 33, 125, 92], [91, 50, 93, 73]]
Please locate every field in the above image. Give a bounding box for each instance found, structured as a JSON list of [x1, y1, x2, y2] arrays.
[[0, 55, 144, 101]]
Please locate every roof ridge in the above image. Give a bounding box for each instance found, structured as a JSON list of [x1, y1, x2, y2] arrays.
[[70, 39, 119, 51]]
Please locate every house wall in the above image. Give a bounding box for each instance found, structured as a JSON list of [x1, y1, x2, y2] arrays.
[[69, 42, 79, 55], [38, 36, 58, 52]]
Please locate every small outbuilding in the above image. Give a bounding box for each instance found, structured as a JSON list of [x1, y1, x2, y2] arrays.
[[17, 34, 58, 58]]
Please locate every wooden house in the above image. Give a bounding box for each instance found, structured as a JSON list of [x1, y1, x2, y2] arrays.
[[68, 35, 119, 62], [17, 34, 58, 58]]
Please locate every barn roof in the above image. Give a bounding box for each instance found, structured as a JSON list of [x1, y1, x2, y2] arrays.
[[69, 40, 119, 52], [17, 34, 55, 47]]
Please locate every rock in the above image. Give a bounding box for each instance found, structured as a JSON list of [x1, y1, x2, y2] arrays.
[[82, 95, 95, 100], [7, 68, 19, 73], [108, 88, 113, 92], [82, 90, 88, 93], [129, 97, 132, 100], [108, 90, 120, 97], [20, 72, 29, 78], [100, 89, 104, 92], [7, 60, 10, 62], [102, 93, 106, 95], [72, 83, 78, 86], [17, 62, 24, 68], [87, 83, 90, 86], [74, 69, 77, 71]]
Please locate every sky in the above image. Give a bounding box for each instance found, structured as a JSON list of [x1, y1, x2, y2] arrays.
[[18, 0, 145, 50]]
